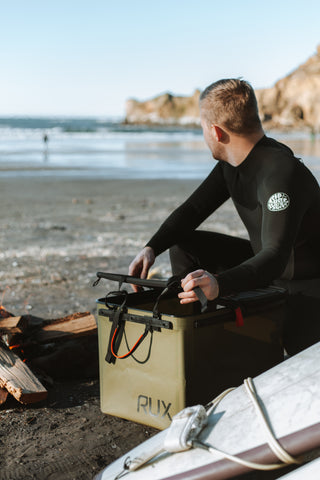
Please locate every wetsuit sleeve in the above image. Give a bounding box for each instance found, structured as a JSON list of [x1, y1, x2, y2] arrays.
[[217, 161, 313, 295], [146, 162, 230, 256]]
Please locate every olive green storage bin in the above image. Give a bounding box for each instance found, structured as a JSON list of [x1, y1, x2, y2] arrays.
[[96, 275, 286, 430]]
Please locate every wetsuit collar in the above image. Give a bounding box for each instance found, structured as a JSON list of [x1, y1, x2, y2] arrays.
[[236, 135, 267, 176]]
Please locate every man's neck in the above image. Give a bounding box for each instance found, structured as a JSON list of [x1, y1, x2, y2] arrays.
[[225, 129, 265, 167]]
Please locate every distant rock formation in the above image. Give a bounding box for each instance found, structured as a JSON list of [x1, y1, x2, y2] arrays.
[[124, 90, 201, 126], [125, 45, 320, 131], [256, 44, 320, 131]]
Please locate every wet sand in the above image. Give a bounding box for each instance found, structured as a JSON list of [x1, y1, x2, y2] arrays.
[[0, 175, 246, 480]]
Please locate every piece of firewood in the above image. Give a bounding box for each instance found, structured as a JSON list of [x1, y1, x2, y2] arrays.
[[0, 387, 8, 405], [2, 314, 46, 347], [0, 316, 29, 335], [35, 312, 97, 343], [0, 306, 14, 318], [0, 343, 47, 404]]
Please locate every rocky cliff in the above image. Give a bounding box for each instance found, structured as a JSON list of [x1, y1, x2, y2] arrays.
[[124, 90, 201, 126], [125, 45, 320, 131], [256, 45, 320, 131]]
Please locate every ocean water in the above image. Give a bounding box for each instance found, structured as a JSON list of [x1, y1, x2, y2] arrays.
[[0, 117, 319, 181]]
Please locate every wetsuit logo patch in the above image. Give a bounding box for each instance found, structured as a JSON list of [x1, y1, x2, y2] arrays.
[[267, 192, 290, 212]]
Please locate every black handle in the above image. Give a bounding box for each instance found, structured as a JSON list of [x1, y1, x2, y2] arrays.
[[95, 272, 167, 289], [95, 271, 209, 312]]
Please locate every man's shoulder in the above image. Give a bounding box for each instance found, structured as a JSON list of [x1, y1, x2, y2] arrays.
[[258, 150, 319, 198], [258, 136, 296, 161], [255, 136, 302, 174]]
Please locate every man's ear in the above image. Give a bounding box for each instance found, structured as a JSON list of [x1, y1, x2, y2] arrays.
[[211, 124, 223, 142]]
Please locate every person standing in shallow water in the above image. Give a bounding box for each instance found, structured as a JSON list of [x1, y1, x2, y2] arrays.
[[129, 78, 320, 355], [43, 133, 49, 160]]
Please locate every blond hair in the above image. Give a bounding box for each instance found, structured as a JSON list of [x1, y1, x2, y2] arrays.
[[200, 79, 262, 134]]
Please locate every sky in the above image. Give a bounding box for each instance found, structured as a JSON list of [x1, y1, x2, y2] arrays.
[[0, 0, 320, 118]]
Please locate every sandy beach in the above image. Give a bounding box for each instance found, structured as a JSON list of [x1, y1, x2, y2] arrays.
[[0, 176, 246, 319], [1, 175, 254, 480]]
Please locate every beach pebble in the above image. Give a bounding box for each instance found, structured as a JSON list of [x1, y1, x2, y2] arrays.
[[50, 272, 64, 283]]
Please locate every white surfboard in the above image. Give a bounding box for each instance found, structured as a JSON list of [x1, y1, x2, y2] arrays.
[[95, 342, 320, 480]]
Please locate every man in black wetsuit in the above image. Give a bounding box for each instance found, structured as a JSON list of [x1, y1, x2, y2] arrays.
[[129, 79, 320, 354]]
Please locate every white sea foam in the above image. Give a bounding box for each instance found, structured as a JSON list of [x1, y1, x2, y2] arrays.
[[0, 118, 319, 181]]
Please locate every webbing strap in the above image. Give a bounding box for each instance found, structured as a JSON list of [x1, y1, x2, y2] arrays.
[[217, 297, 244, 327], [235, 306, 244, 327], [194, 286, 208, 313], [105, 291, 128, 364], [105, 307, 125, 364]]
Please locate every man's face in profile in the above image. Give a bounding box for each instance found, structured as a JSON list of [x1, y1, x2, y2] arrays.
[[200, 109, 224, 162]]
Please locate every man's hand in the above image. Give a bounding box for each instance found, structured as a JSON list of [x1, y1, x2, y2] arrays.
[[128, 246, 155, 292], [178, 269, 219, 304]]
